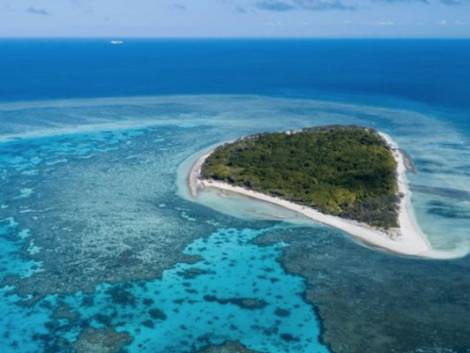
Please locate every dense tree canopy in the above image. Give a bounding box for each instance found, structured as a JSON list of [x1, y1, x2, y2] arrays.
[[201, 125, 399, 229]]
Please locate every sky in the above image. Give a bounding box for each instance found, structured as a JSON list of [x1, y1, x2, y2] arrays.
[[0, 0, 469, 38]]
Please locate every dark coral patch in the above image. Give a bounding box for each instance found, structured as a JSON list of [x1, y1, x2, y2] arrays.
[[274, 308, 291, 317], [149, 308, 167, 321]]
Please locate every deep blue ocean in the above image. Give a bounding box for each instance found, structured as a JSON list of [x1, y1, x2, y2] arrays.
[[1, 39, 470, 111], [1, 39, 470, 353]]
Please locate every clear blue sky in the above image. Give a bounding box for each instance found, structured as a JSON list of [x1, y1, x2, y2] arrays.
[[1, 0, 469, 38]]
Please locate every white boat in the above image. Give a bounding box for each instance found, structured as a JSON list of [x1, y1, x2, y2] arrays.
[[110, 40, 124, 45]]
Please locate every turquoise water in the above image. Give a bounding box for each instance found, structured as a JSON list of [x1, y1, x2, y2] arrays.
[[0, 109, 334, 352], [0, 95, 469, 352], [0, 218, 41, 280], [59, 227, 328, 353]]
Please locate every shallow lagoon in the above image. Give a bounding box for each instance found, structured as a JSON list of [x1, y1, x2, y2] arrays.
[[1, 95, 470, 353]]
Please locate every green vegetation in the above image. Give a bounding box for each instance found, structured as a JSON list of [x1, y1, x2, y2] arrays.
[[201, 125, 400, 228]]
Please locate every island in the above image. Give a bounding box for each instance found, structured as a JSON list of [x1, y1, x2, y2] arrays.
[[189, 125, 437, 257]]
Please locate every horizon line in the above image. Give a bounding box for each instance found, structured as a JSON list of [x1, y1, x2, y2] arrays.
[[1, 36, 470, 40]]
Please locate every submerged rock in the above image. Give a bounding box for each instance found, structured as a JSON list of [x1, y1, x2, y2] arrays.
[[197, 341, 260, 353], [73, 328, 131, 353], [202, 295, 268, 310]]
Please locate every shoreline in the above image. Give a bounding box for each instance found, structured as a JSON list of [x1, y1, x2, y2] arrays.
[[187, 133, 454, 259]]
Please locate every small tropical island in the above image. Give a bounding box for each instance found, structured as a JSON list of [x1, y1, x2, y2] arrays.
[[189, 125, 440, 258], [203, 125, 398, 228]]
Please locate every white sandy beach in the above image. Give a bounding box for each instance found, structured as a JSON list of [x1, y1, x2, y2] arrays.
[[188, 133, 457, 259]]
